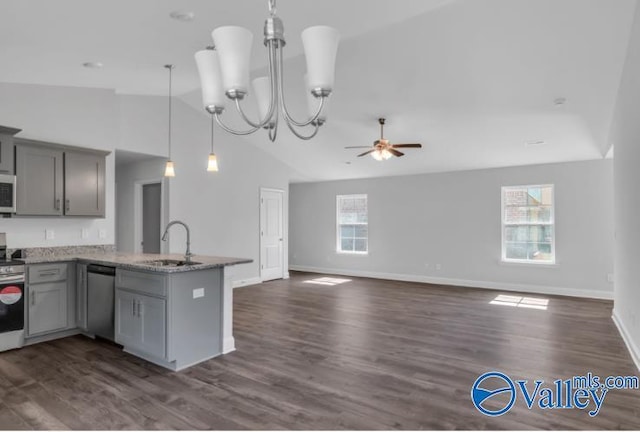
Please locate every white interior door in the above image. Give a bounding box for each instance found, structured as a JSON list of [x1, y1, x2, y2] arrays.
[[260, 188, 284, 281]]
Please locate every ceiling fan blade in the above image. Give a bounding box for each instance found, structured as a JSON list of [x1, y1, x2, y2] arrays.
[[388, 148, 405, 157], [391, 143, 422, 148], [357, 149, 376, 157], [344, 146, 373, 149]]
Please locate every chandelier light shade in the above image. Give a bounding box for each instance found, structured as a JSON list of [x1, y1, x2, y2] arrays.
[[194, 49, 226, 110], [212, 26, 254, 97], [252, 77, 272, 124], [195, 0, 340, 142], [301, 26, 340, 92]]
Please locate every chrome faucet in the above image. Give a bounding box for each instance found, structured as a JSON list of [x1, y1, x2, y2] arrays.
[[161, 220, 193, 263]]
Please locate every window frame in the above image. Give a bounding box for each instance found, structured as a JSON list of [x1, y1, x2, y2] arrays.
[[336, 194, 369, 255], [501, 184, 556, 265]]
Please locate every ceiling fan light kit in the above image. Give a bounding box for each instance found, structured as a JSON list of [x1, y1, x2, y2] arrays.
[[194, 0, 340, 142], [346, 118, 423, 161]]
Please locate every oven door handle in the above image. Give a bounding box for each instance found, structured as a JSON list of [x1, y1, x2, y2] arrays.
[[0, 275, 25, 284]]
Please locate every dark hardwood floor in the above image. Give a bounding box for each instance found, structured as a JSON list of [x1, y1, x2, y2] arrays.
[[0, 271, 638, 430]]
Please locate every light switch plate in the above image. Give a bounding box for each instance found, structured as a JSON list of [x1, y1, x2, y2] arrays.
[[193, 288, 205, 299], [81, 228, 89, 239], [45, 229, 55, 240], [99, 229, 107, 239]]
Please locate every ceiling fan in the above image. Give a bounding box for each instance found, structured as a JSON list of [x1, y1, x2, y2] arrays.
[[345, 118, 422, 161]]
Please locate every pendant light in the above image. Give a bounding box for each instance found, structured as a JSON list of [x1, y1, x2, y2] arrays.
[[207, 114, 219, 172], [164, 64, 176, 177]]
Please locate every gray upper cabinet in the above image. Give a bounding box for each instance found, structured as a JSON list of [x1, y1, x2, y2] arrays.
[[14, 139, 109, 218], [64, 151, 105, 217], [0, 126, 21, 175], [15, 141, 64, 216]]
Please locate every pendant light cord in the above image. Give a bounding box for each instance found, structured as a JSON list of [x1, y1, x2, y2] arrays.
[[165, 64, 174, 159], [211, 114, 215, 153]]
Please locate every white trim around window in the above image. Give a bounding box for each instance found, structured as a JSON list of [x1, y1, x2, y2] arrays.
[[336, 194, 368, 255], [501, 184, 556, 265]]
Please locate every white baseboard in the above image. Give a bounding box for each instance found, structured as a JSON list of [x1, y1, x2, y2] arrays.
[[222, 336, 236, 354], [288, 265, 613, 300], [612, 309, 640, 373], [232, 277, 262, 289]]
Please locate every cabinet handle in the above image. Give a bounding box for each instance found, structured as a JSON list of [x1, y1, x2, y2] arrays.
[[65, 199, 70, 212], [31, 292, 35, 306], [138, 302, 143, 317], [55, 198, 60, 211], [38, 270, 59, 277], [132, 300, 136, 316]]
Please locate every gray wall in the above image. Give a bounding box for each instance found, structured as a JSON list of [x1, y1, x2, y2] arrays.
[[610, 1, 640, 368], [290, 159, 614, 298]]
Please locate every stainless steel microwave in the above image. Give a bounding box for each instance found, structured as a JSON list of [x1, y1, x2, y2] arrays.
[[0, 174, 16, 213]]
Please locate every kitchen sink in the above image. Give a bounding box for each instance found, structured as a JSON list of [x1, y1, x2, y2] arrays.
[[138, 259, 202, 267]]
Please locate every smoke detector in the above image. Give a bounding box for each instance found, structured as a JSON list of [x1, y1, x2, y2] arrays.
[[170, 10, 195, 22], [82, 62, 104, 68]]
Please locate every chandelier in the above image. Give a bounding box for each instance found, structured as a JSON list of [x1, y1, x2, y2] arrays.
[[194, 0, 339, 141]]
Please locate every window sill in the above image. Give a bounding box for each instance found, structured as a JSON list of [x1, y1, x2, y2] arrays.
[[336, 251, 369, 256], [500, 260, 559, 268]]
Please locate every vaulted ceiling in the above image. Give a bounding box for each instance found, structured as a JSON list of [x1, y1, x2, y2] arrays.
[[1, 0, 635, 181]]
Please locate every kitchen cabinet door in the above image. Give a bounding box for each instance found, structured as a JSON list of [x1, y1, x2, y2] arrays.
[[28, 281, 68, 336], [76, 263, 88, 331], [115, 289, 140, 348], [138, 295, 166, 359], [64, 151, 105, 217], [15, 143, 64, 216], [0, 126, 20, 174]]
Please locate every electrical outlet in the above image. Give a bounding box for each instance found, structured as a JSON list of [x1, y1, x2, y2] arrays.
[[45, 229, 55, 240], [436, 264, 442, 271], [81, 228, 89, 239], [607, 273, 614, 283], [99, 229, 107, 239]]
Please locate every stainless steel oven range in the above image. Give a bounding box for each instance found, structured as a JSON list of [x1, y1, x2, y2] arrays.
[[0, 233, 24, 351]]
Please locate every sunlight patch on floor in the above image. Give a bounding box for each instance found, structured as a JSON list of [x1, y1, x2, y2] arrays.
[[303, 277, 352, 286], [490, 294, 549, 310]]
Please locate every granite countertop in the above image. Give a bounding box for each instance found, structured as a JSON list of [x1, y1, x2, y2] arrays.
[[21, 252, 252, 273]]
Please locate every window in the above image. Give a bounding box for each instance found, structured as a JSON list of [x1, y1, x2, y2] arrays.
[[501, 184, 555, 264], [337, 194, 368, 254]]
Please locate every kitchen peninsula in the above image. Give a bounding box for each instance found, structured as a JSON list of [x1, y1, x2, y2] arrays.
[[18, 247, 251, 371]]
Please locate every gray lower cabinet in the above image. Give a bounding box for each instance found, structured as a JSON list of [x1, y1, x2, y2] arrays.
[[27, 263, 76, 338], [0, 126, 21, 174], [114, 267, 222, 371], [28, 281, 68, 335], [76, 263, 88, 331], [64, 151, 105, 217], [15, 142, 64, 216], [115, 288, 166, 359]]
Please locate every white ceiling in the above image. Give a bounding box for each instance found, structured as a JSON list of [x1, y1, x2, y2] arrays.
[[1, 0, 635, 182]]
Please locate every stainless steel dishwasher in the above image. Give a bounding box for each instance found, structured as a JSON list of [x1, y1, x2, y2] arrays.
[[87, 264, 116, 341]]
